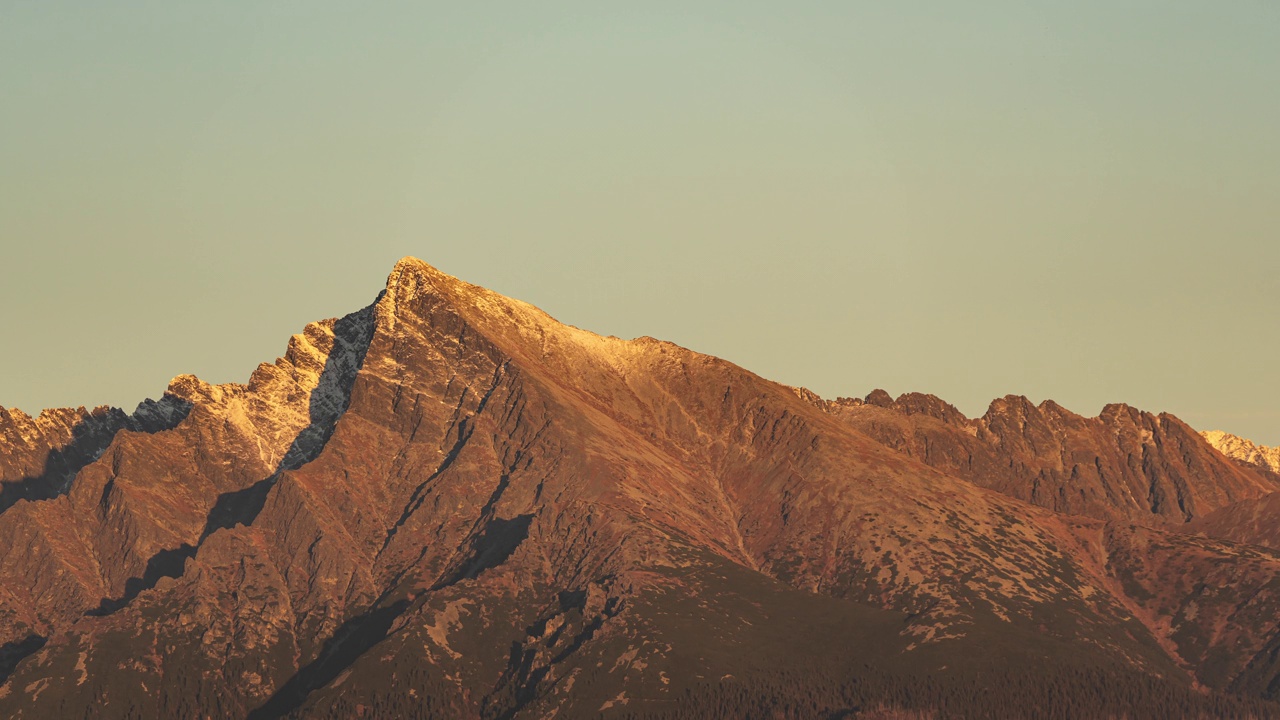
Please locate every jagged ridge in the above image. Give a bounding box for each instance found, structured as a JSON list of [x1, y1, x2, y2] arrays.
[[800, 389, 1280, 524], [1202, 430, 1280, 475]]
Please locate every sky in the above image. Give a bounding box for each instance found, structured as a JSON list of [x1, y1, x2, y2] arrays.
[[2, 2, 1278, 444]]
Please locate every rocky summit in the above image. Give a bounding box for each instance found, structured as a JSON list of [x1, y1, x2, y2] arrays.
[[2, 257, 1279, 719]]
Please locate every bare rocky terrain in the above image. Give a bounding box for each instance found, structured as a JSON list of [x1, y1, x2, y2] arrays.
[[1, 258, 1278, 719], [1203, 430, 1280, 475]]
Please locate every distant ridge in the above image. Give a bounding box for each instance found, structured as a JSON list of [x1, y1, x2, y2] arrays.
[[1202, 429, 1280, 474], [798, 388, 1279, 524]]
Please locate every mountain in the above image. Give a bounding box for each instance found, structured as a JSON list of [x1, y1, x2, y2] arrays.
[[1186, 493, 1280, 553], [1, 257, 1279, 719], [1179, 433, 1280, 555], [1203, 431, 1280, 475], [800, 391, 1280, 525]]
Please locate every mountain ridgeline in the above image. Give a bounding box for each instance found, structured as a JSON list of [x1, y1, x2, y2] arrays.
[[1, 257, 1278, 719]]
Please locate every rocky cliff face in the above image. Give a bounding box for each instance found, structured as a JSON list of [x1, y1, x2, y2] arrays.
[[1, 258, 1278, 719]]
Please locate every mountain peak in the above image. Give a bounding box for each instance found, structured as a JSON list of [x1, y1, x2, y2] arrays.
[[1203, 430, 1280, 474], [391, 254, 437, 273], [375, 256, 643, 378], [382, 256, 450, 304], [864, 388, 894, 407], [388, 255, 451, 285], [379, 256, 537, 328]]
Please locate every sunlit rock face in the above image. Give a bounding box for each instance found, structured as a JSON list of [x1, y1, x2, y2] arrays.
[[1, 257, 1279, 719], [1203, 429, 1280, 475]]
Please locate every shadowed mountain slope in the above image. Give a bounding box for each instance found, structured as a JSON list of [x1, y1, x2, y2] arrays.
[[1, 258, 1278, 719]]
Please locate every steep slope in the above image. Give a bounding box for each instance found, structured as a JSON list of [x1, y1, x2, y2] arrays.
[[1185, 493, 1280, 553], [1180, 434, 1280, 554], [811, 391, 1279, 524], [1, 258, 1278, 719]]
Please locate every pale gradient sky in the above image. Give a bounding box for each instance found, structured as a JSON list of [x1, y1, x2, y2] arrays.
[[2, 2, 1278, 443]]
